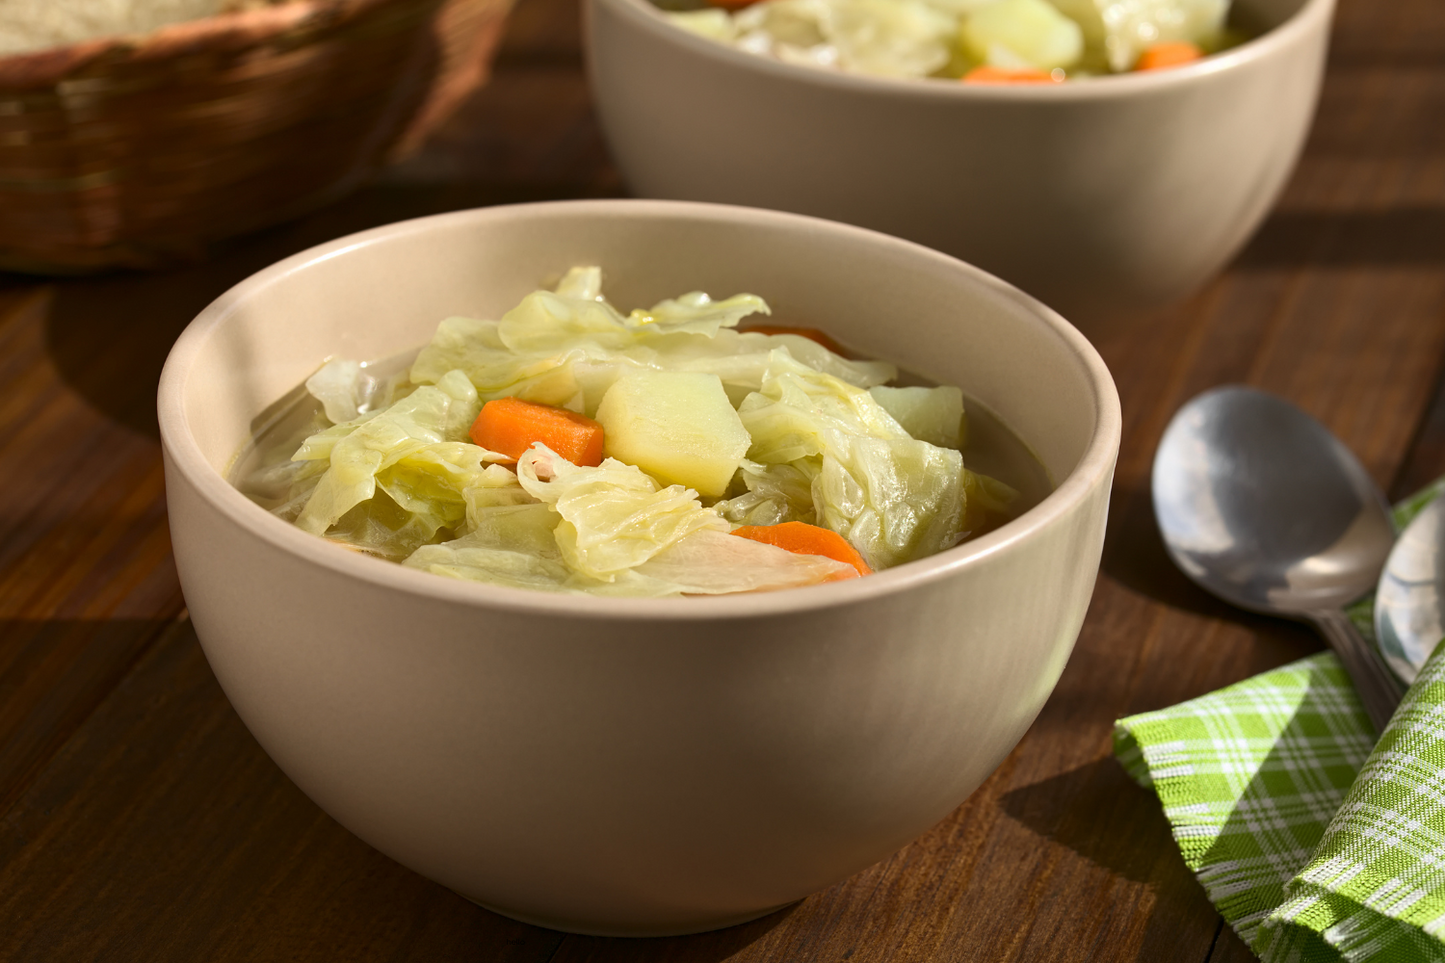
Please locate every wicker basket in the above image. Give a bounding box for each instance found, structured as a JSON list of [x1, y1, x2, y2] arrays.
[[0, 0, 515, 273]]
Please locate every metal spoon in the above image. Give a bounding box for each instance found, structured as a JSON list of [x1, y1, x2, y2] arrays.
[[1375, 492, 1445, 686], [1152, 385, 1405, 731]]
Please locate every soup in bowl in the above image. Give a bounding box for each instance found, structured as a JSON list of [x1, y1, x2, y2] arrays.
[[158, 199, 1120, 936]]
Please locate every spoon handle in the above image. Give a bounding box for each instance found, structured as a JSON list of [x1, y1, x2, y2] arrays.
[[1308, 608, 1407, 733]]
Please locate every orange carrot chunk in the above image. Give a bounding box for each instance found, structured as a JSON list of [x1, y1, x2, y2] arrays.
[[962, 66, 1063, 85], [1134, 41, 1204, 71], [742, 324, 852, 357], [731, 522, 873, 578], [708, 0, 761, 7], [470, 397, 606, 467]]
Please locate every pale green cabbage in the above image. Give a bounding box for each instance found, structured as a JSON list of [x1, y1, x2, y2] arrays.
[[961, 468, 1022, 537], [869, 384, 964, 449], [963, 0, 1083, 70], [403, 503, 580, 592], [816, 431, 965, 569], [303, 357, 414, 427], [727, 366, 966, 569], [305, 359, 364, 425], [626, 290, 772, 336], [516, 444, 729, 579], [294, 369, 491, 535], [716, 459, 820, 527], [554, 265, 604, 300]]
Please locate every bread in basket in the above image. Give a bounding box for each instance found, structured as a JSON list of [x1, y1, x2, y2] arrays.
[[0, 0, 515, 272]]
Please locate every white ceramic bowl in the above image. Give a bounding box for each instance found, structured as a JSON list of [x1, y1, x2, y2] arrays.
[[586, 0, 1333, 317], [158, 200, 1120, 937]]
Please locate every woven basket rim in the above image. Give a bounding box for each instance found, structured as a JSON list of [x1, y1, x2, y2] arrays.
[[0, 0, 426, 88]]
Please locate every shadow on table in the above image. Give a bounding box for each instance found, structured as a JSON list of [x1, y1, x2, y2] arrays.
[[541, 906, 797, 962], [1099, 477, 1324, 678], [1023, 205, 1445, 345], [1099, 478, 1240, 620], [1002, 662, 1365, 961], [1000, 757, 1227, 960], [27, 182, 615, 441], [1000, 757, 1169, 886]]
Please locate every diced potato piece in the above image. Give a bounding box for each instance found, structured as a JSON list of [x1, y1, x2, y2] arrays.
[[595, 371, 752, 498], [870, 385, 965, 449], [963, 0, 1083, 71]]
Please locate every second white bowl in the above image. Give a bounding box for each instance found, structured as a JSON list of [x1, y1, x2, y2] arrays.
[[586, 0, 1333, 317]]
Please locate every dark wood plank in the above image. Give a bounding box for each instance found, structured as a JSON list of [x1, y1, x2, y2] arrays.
[[0, 279, 188, 816], [0, 618, 564, 963]]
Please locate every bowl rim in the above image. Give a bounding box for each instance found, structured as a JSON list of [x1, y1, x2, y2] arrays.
[[588, 0, 1336, 100], [158, 199, 1121, 622]]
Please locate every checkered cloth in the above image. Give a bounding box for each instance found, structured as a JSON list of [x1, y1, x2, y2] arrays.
[[1116, 482, 1445, 962]]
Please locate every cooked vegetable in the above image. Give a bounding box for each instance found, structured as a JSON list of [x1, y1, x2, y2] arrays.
[[1049, 0, 1227, 72], [962, 65, 1062, 84], [675, 0, 957, 78], [661, 0, 1241, 80], [407, 277, 892, 417], [595, 370, 753, 498], [293, 369, 487, 538], [962, 0, 1083, 73], [961, 469, 1022, 538], [471, 397, 606, 467], [305, 359, 365, 425], [515, 444, 729, 579], [1134, 40, 1204, 70], [732, 521, 872, 577], [239, 266, 1029, 597], [869, 385, 965, 449], [731, 364, 967, 570]]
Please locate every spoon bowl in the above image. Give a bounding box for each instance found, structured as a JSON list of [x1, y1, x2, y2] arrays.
[[1375, 493, 1445, 684], [1153, 385, 1402, 729], [1153, 386, 1394, 613]]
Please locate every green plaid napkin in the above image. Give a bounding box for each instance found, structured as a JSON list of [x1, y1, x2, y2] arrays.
[[1116, 481, 1445, 962]]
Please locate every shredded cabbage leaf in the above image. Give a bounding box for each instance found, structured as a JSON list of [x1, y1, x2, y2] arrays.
[[294, 369, 492, 535], [516, 444, 730, 579], [726, 365, 967, 569]]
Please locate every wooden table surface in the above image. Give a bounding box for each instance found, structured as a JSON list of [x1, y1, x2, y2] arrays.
[[1, 0, 1442, 959]]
